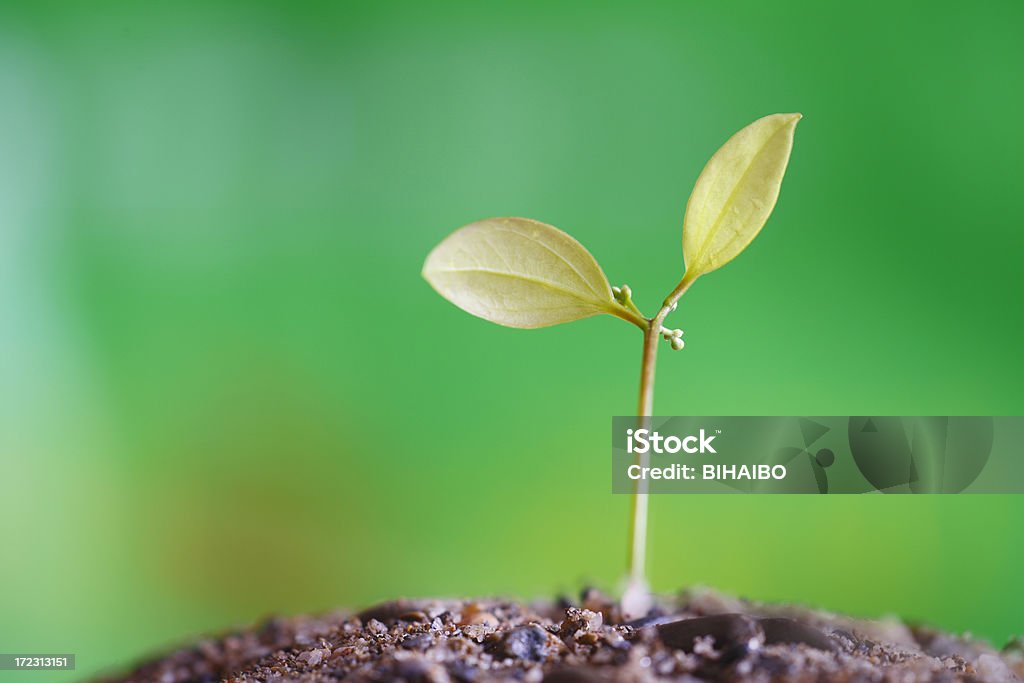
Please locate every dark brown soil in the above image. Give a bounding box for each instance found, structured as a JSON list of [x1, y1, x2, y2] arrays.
[[98, 588, 1023, 682]]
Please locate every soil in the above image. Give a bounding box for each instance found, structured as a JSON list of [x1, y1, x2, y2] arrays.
[[98, 588, 1023, 683]]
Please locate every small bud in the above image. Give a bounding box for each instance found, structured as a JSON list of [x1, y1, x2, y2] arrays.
[[672, 328, 684, 338], [612, 286, 622, 297], [670, 337, 685, 351], [620, 284, 632, 299]]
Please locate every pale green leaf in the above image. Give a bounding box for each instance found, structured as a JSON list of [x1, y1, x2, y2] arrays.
[[683, 113, 801, 276], [423, 217, 627, 329]]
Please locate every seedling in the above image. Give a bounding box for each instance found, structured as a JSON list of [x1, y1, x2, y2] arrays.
[[423, 113, 801, 617]]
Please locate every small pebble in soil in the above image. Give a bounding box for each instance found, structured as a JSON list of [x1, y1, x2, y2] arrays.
[[498, 625, 554, 662], [401, 634, 433, 651]]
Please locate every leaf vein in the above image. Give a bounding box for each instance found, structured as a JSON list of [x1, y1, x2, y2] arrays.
[[691, 123, 788, 269], [433, 266, 604, 308], [486, 224, 606, 300]]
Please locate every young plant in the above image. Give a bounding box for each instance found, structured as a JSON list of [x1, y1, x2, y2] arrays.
[[422, 113, 801, 617]]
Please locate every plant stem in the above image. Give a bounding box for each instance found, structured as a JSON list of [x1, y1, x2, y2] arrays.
[[608, 302, 648, 330], [625, 271, 698, 607]]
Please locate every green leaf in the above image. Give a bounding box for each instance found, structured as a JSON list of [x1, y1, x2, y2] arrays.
[[423, 217, 633, 329], [682, 113, 801, 277]]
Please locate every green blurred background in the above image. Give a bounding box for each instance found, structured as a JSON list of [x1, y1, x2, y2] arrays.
[[1, 1, 1022, 679]]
